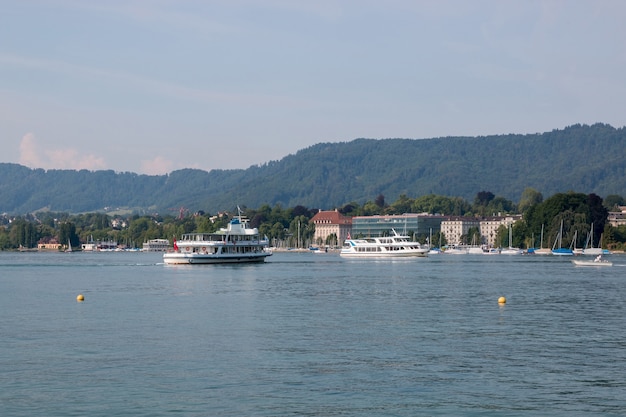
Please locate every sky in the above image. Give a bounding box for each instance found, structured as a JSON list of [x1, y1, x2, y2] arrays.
[[1, 0, 625, 175]]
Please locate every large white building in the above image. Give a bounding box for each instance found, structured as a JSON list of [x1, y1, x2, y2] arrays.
[[479, 216, 521, 246], [440, 217, 480, 246], [441, 215, 522, 247]]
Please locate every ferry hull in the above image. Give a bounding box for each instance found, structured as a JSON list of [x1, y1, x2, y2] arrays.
[[340, 248, 428, 258], [163, 252, 271, 265]]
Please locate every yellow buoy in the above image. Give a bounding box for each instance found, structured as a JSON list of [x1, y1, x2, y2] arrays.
[[76, 294, 85, 302], [498, 296, 506, 304]]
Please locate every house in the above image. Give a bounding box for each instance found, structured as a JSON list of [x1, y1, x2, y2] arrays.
[[38, 237, 61, 251]]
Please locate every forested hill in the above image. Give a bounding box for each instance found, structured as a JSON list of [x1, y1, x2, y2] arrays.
[[1, 123, 625, 214]]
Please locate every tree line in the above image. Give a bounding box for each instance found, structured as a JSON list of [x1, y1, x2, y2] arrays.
[[1, 189, 625, 252]]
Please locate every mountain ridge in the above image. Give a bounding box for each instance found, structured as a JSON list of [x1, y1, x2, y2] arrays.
[[1, 123, 624, 214]]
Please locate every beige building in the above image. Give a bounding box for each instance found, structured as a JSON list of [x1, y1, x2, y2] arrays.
[[441, 215, 522, 247], [37, 237, 61, 251], [311, 209, 352, 246], [440, 217, 480, 246], [479, 216, 521, 247]]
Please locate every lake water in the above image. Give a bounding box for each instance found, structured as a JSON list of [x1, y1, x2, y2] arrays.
[[1, 251, 625, 416]]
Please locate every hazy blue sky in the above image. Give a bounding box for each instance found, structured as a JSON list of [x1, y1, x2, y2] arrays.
[[1, 1, 625, 174]]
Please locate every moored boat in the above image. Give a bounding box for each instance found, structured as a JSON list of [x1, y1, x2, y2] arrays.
[[163, 212, 271, 264], [500, 247, 523, 255], [142, 238, 171, 252], [582, 223, 604, 256], [340, 229, 428, 258], [500, 223, 522, 255], [533, 224, 552, 255], [443, 246, 467, 255], [533, 248, 552, 255], [552, 220, 573, 256]]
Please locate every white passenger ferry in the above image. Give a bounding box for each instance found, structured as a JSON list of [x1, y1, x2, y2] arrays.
[[163, 213, 271, 264], [340, 230, 429, 258]]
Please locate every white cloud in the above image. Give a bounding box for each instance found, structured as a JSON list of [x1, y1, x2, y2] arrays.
[[18, 133, 106, 170], [141, 156, 174, 175], [19, 133, 43, 168]]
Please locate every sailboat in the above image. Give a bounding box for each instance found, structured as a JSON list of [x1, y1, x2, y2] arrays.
[[534, 224, 552, 255], [500, 223, 522, 255], [582, 223, 603, 256], [570, 230, 582, 255], [552, 219, 573, 256], [467, 234, 484, 254], [65, 239, 73, 253], [428, 228, 442, 254]]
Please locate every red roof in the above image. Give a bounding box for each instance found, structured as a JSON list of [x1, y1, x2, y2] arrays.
[[311, 210, 352, 225]]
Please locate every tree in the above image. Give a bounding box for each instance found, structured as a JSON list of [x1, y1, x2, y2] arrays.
[[587, 193, 608, 247], [604, 194, 624, 210], [494, 224, 508, 248], [325, 233, 338, 247], [466, 226, 481, 245], [485, 196, 516, 215], [361, 201, 383, 216], [193, 215, 213, 233], [339, 202, 360, 216], [10, 219, 39, 249], [387, 194, 412, 214], [291, 205, 312, 219], [58, 222, 79, 249], [474, 191, 495, 206], [518, 188, 543, 213]]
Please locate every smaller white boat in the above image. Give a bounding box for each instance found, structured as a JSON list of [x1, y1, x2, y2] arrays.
[[340, 229, 428, 258], [442, 246, 467, 255], [466, 236, 484, 254], [500, 247, 523, 255], [467, 246, 485, 255], [572, 255, 613, 267]]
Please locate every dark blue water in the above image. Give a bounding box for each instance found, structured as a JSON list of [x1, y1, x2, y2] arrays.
[[1, 251, 625, 416]]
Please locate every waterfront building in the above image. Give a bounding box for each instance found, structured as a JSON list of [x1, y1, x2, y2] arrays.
[[351, 214, 444, 240], [441, 217, 481, 246], [311, 209, 352, 247], [441, 215, 522, 247], [479, 215, 522, 247], [37, 237, 61, 251]]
